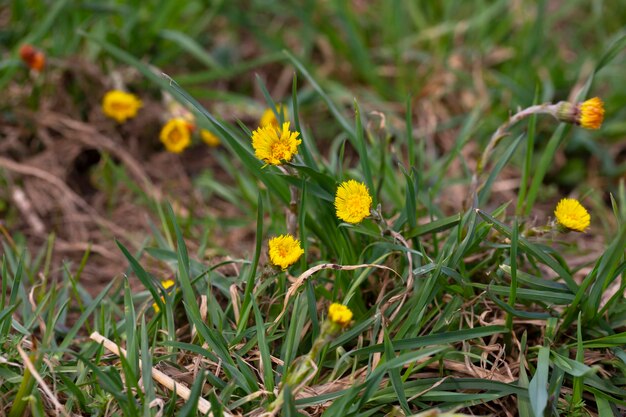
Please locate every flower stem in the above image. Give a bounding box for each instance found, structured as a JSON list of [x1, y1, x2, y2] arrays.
[[468, 103, 558, 207], [279, 165, 299, 237]]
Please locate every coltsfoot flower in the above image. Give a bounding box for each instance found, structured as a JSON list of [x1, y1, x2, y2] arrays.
[[269, 234, 304, 269], [328, 303, 353, 327], [19, 44, 45, 72], [160, 118, 192, 153], [578, 97, 605, 129], [335, 180, 372, 224], [260, 104, 288, 128], [554, 198, 590, 232], [153, 279, 175, 312], [102, 90, 143, 123], [556, 97, 604, 130], [269, 299, 351, 413], [201, 129, 220, 147], [251, 122, 301, 165]]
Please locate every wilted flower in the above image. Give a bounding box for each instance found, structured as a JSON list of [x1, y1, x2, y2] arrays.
[[160, 118, 192, 153], [556, 97, 604, 130], [102, 90, 143, 123], [335, 180, 372, 224], [260, 104, 288, 128], [153, 279, 175, 312], [200, 129, 220, 147], [269, 234, 304, 270], [554, 198, 590, 232], [251, 122, 301, 165], [19, 44, 45, 71]]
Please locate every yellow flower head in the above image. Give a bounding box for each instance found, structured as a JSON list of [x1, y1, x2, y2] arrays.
[[102, 90, 142, 123], [160, 118, 192, 153], [335, 180, 372, 224], [260, 104, 288, 128], [328, 303, 353, 327], [554, 198, 590, 232], [268, 234, 304, 270], [201, 129, 220, 147], [578, 97, 604, 130], [556, 97, 604, 130], [251, 122, 301, 165], [153, 279, 175, 312]]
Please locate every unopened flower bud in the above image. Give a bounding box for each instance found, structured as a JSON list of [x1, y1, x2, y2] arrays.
[[556, 97, 604, 130]]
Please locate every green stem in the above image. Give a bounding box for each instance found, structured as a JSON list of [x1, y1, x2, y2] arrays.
[[8, 352, 38, 417]]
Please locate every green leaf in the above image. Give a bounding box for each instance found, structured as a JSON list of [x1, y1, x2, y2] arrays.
[[117, 241, 162, 311], [383, 330, 410, 414], [354, 100, 374, 195], [178, 370, 206, 417], [551, 351, 593, 377], [529, 346, 550, 417], [477, 209, 576, 291], [58, 280, 115, 353], [237, 193, 264, 334], [405, 214, 462, 239], [283, 50, 355, 142], [518, 332, 532, 417], [159, 29, 222, 69], [352, 325, 507, 355], [252, 298, 274, 394]]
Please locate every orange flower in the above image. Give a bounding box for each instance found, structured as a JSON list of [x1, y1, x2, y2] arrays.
[[19, 45, 45, 72]]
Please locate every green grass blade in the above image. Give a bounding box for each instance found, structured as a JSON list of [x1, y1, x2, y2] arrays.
[[528, 346, 550, 417], [283, 50, 355, 142], [477, 209, 576, 291], [524, 124, 567, 216], [237, 193, 264, 334], [252, 298, 274, 395], [354, 99, 374, 195], [178, 370, 206, 417], [383, 329, 410, 414], [140, 317, 155, 417], [352, 325, 507, 356], [159, 29, 222, 69]]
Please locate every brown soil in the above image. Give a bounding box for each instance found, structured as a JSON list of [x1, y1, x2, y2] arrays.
[[0, 60, 256, 296]]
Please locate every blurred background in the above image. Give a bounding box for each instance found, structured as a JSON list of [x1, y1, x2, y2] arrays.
[[1, 0, 625, 287]]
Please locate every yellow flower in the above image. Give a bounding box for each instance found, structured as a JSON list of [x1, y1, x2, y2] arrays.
[[160, 118, 192, 153], [102, 90, 142, 123], [268, 234, 304, 270], [260, 104, 288, 128], [556, 97, 604, 130], [578, 97, 605, 130], [554, 198, 590, 232], [251, 122, 301, 165], [335, 180, 372, 224], [153, 279, 175, 312], [201, 129, 220, 147], [328, 303, 353, 327]]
